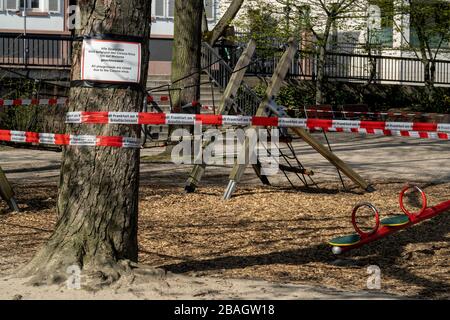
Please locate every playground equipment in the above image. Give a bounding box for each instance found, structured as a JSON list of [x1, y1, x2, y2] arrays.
[[0, 166, 19, 212], [182, 38, 372, 199], [329, 185, 450, 254], [3, 38, 450, 202]]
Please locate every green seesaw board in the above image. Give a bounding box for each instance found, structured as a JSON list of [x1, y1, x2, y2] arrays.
[[380, 215, 410, 227], [329, 234, 361, 247]]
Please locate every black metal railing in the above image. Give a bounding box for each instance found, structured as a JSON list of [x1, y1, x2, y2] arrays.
[[2, 32, 450, 86], [0, 33, 72, 68], [222, 42, 450, 85], [201, 42, 261, 116]]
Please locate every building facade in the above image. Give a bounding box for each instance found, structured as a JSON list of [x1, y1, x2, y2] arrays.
[[0, 0, 449, 85], [0, 0, 69, 34], [0, 0, 222, 75], [149, 0, 221, 75]]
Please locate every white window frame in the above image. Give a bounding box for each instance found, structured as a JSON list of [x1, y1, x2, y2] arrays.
[[152, 0, 165, 18], [5, 0, 20, 11], [205, 0, 216, 22], [20, 0, 44, 12], [47, 0, 61, 14], [166, 0, 174, 19], [151, 0, 215, 20], [0, 0, 3, 11]]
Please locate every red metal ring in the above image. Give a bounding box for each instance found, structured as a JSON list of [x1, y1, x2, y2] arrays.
[[399, 185, 427, 218], [351, 202, 380, 238]]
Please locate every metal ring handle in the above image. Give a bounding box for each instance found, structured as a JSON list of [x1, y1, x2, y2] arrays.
[[351, 202, 380, 238], [399, 185, 427, 218]]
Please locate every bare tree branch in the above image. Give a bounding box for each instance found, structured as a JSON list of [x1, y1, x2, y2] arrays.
[[204, 0, 245, 46]]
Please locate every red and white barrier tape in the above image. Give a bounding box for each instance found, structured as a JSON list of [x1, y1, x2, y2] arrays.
[[65, 112, 450, 133], [1, 97, 215, 114], [319, 127, 450, 140], [305, 109, 448, 119], [0, 130, 141, 148], [201, 105, 215, 111], [0, 96, 169, 106], [147, 95, 170, 103], [0, 98, 68, 106]]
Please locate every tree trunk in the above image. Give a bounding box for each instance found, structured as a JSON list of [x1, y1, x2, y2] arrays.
[[20, 0, 152, 286], [171, 0, 203, 112], [315, 17, 333, 105], [204, 0, 244, 46], [422, 58, 436, 105], [202, 7, 209, 34]]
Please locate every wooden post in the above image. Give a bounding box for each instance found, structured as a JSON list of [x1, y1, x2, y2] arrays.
[[185, 40, 257, 193], [223, 38, 371, 199], [290, 128, 370, 190], [224, 38, 298, 199], [0, 166, 19, 212]]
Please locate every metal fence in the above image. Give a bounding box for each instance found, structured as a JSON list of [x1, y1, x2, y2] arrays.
[[222, 43, 450, 86], [2, 33, 450, 86], [201, 42, 261, 116], [0, 33, 72, 68]]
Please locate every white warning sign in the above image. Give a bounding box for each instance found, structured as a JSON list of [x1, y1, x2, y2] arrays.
[[81, 39, 141, 83]]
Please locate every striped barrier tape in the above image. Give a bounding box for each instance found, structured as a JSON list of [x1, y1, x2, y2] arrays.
[[2, 97, 446, 120], [0, 129, 141, 148], [1, 125, 448, 150], [147, 95, 170, 103], [319, 127, 450, 140], [65, 112, 450, 133], [304, 109, 448, 119], [0, 97, 213, 116], [0, 96, 170, 107], [0, 98, 68, 106]]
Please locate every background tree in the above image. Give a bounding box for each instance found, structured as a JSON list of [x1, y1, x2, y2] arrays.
[[171, 0, 204, 111], [234, 0, 367, 104], [204, 0, 245, 46], [20, 0, 152, 286], [280, 0, 364, 104], [171, 0, 245, 112], [392, 0, 450, 104]]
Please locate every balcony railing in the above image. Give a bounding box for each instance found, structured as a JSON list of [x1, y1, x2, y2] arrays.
[[0, 33, 72, 68], [1, 33, 450, 86], [222, 42, 450, 86]]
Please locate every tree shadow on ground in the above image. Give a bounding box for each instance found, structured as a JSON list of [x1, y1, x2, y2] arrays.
[[162, 209, 450, 299]]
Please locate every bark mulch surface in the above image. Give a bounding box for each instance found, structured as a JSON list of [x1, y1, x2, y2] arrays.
[[1, 181, 449, 299]]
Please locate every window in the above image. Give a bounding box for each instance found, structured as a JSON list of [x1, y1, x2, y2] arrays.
[[6, 0, 20, 11], [409, 0, 450, 49], [48, 0, 60, 13], [151, 0, 215, 20], [368, 0, 394, 47], [20, 0, 41, 10], [167, 0, 174, 18], [205, 0, 214, 20], [153, 0, 165, 17]]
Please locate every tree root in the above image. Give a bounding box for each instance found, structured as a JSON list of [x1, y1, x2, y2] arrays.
[[17, 248, 167, 291]]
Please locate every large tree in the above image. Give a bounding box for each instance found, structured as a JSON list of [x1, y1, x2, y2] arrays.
[[171, 0, 245, 111], [20, 0, 152, 286], [278, 0, 362, 104], [235, 0, 365, 104], [392, 0, 450, 105], [171, 0, 204, 111]]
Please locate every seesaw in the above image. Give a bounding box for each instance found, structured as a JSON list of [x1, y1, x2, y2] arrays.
[[329, 185, 450, 254]]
